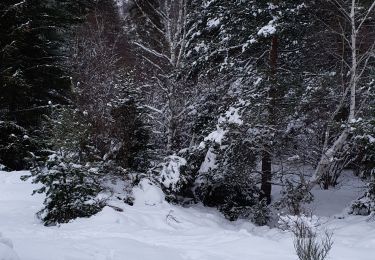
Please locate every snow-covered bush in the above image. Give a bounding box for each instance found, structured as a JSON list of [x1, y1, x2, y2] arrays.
[[195, 122, 269, 225], [350, 181, 375, 216], [278, 215, 320, 233], [150, 155, 192, 203], [132, 178, 165, 206], [279, 215, 333, 260], [157, 155, 187, 191], [276, 178, 313, 215], [29, 153, 105, 226], [349, 118, 375, 215], [294, 222, 333, 260], [23, 108, 106, 225]]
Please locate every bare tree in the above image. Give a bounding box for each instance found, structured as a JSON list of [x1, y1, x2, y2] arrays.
[[311, 0, 375, 186], [70, 10, 148, 167], [127, 0, 195, 154]]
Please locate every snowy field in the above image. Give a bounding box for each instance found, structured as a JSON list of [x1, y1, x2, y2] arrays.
[[0, 171, 374, 260]]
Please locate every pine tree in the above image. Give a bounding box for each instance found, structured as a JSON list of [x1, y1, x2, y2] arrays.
[[24, 108, 105, 226], [186, 0, 319, 204], [0, 0, 93, 169]]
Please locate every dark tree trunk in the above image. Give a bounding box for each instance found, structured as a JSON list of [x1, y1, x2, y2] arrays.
[[261, 150, 272, 204], [261, 35, 278, 205]]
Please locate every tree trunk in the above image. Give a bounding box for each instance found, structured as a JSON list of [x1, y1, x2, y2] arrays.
[[261, 150, 272, 204], [261, 35, 278, 204], [311, 0, 359, 188]]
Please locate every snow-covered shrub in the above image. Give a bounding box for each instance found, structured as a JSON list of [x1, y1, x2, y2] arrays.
[[278, 215, 320, 233], [349, 106, 375, 177], [23, 108, 106, 225], [158, 155, 187, 190], [28, 153, 105, 226], [349, 118, 375, 215], [150, 155, 190, 203], [276, 178, 313, 215], [132, 178, 166, 206], [350, 181, 375, 216], [195, 123, 269, 225], [279, 215, 333, 260], [293, 222, 333, 260], [177, 146, 208, 200]]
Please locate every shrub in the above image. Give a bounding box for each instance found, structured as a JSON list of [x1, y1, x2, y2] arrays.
[[276, 178, 313, 215], [23, 107, 105, 226], [28, 153, 105, 226], [350, 181, 375, 216], [279, 215, 333, 260], [293, 222, 333, 260]]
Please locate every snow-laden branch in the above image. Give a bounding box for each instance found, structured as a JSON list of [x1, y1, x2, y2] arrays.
[[133, 42, 172, 64]]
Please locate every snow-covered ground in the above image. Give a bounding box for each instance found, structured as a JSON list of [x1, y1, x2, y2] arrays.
[[0, 171, 374, 260]]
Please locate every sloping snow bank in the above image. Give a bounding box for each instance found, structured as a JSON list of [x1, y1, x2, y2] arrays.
[[0, 233, 19, 260], [0, 171, 374, 260]]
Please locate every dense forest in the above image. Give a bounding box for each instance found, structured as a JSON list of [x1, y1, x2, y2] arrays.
[[0, 1, 375, 259]]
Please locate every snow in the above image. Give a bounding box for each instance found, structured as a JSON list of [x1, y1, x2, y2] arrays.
[[198, 148, 217, 173], [306, 171, 366, 217], [257, 24, 276, 37], [278, 214, 321, 233], [207, 18, 221, 28], [219, 106, 243, 125], [0, 171, 375, 260], [133, 178, 165, 206], [204, 126, 227, 144], [257, 18, 278, 37], [0, 233, 19, 260], [158, 156, 187, 190]]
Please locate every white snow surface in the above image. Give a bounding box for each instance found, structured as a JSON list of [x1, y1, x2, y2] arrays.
[[0, 233, 19, 260], [0, 171, 375, 260], [257, 24, 276, 36]]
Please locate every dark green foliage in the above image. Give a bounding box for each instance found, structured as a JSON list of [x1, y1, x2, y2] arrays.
[[24, 107, 105, 225], [175, 147, 207, 203], [0, 0, 90, 115], [0, 0, 94, 170], [29, 153, 105, 226], [110, 100, 151, 172], [349, 106, 375, 215], [186, 0, 314, 78], [350, 183, 375, 216], [0, 121, 38, 170], [351, 117, 375, 178], [195, 122, 270, 225], [196, 169, 269, 225]]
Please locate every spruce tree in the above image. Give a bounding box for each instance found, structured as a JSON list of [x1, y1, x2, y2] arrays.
[[0, 0, 93, 169], [186, 0, 319, 205]]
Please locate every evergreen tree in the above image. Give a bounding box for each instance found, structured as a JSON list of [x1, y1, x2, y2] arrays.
[[186, 0, 319, 204], [0, 0, 93, 169], [24, 107, 105, 226]]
